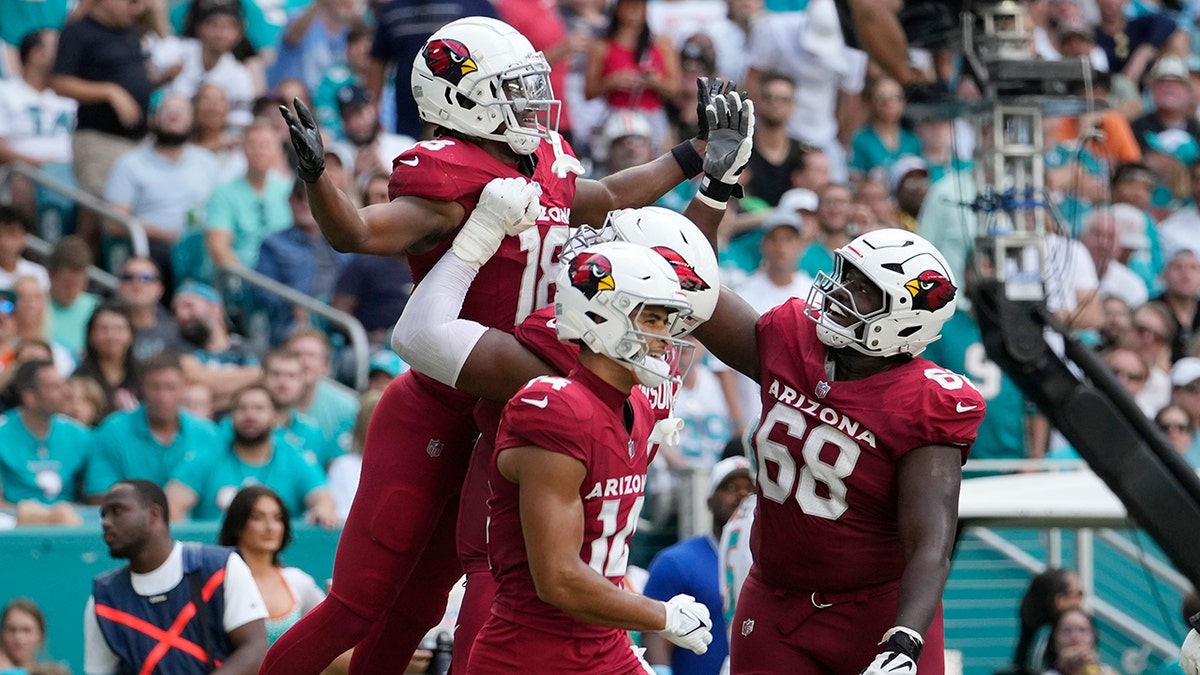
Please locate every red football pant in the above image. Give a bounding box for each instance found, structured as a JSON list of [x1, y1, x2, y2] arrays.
[[452, 431, 497, 670], [729, 569, 945, 674], [466, 616, 649, 674], [260, 372, 478, 675]]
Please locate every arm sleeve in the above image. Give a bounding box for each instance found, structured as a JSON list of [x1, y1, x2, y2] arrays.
[[390, 251, 488, 387], [83, 596, 121, 675], [222, 552, 269, 631]]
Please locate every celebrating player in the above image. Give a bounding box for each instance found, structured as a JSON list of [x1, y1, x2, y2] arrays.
[[687, 92, 984, 675], [264, 15, 742, 672]]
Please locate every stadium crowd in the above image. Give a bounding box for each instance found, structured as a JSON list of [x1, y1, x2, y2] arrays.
[[3, 0, 1200, 670]]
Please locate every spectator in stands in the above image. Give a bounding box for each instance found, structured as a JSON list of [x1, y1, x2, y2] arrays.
[[1160, 162, 1200, 260], [332, 85, 415, 187], [1010, 568, 1084, 675], [666, 34, 718, 142], [154, 0, 257, 127], [85, 352, 221, 502], [643, 456, 751, 675], [0, 30, 78, 223], [743, 73, 805, 208], [848, 77, 921, 181], [1080, 209, 1149, 310], [10, 276, 74, 374], [182, 382, 215, 421], [0, 206, 48, 291], [0, 340, 60, 414], [327, 389, 379, 522], [260, 348, 332, 468], [84, 480, 269, 674], [1171, 358, 1200, 432], [170, 281, 262, 410], [52, 0, 155, 249], [331, 252, 412, 350], [1153, 249, 1200, 363], [585, 0, 682, 146], [314, 21, 373, 140], [889, 157, 928, 232], [217, 486, 331, 646], [365, 350, 405, 392], [165, 384, 337, 525], [1131, 57, 1200, 167], [798, 183, 853, 279], [268, 0, 358, 93], [1094, 0, 1183, 83], [105, 94, 223, 290], [74, 302, 139, 417], [1132, 302, 1177, 396], [256, 180, 349, 344], [0, 598, 52, 672], [0, 360, 90, 515], [192, 83, 240, 162], [1042, 608, 1118, 675], [1110, 162, 1165, 289], [1104, 346, 1165, 418], [46, 236, 99, 357], [64, 375, 106, 427], [1099, 296, 1133, 352], [116, 257, 178, 362], [589, 110, 657, 179], [664, 338, 734, 466], [283, 328, 358, 452], [205, 119, 293, 269], [1156, 404, 1197, 462]]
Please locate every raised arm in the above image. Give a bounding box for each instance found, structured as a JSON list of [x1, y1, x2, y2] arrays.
[[281, 99, 462, 255], [861, 444, 963, 674], [570, 78, 734, 227], [392, 177, 557, 402]]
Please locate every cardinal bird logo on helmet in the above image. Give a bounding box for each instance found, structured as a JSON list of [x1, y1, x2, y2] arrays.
[[652, 247, 710, 292], [569, 252, 615, 300], [423, 39, 477, 86], [904, 270, 956, 311]]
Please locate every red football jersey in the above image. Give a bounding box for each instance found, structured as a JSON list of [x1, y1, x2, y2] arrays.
[[488, 366, 654, 638], [749, 300, 985, 592], [390, 137, 579, 330]]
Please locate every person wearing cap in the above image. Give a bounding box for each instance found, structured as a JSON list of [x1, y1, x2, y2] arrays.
[[743, 74, 809, 208], [1080, 207, 1150, 309], [592, 109, 657, 178], [1109, 161, 1167, 288], [171, 281, 263, 410], [153, 0, 258, 127], [641, 456, 752, 675], [331, 84, 416, 187], [205, 119, 294, 269], [1132, 56, 1200, 167], [366, 349, 407, 393], [1170, 357, 1200, 452], [1151, 249, 1200, 363], [1094, 0, 1183, 83]]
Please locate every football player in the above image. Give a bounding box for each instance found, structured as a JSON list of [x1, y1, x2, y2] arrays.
[[688, 93, 984, 675], [264, 16, 743, 672]]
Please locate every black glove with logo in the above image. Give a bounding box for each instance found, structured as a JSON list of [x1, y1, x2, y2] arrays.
[[279, 98, 326, 184]]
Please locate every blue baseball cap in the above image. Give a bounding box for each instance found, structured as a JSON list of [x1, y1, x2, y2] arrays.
[[369, 350, 407, 378], [175, 281, 221, 304]]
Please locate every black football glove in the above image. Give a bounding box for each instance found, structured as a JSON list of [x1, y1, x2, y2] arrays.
[[279, 98, 326, 183], [694, 77, 735, 141]]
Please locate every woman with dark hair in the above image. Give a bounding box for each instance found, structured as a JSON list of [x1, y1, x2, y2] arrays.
[[73, 303, 140, 418], [1042, 608, 1118, 675], [584, 0, 680, 148], [1010, 568, 1085, 675], [218, 486, 327, 646], [0, 598, 48, 671]]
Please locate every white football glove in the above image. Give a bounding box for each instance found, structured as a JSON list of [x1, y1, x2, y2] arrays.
[[659, 594, 713, 655], [1182, 629, 1200, 675], [549, 129, 585, 178], [452, 177, 542, 269], [861, 626, 922, 675], [648, 417, 685, 449]]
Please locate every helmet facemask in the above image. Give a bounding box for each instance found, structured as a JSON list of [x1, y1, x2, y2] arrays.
[[493, 63, 560, 155], [804, 257, 889, 353], [602, 301, 696, 388]]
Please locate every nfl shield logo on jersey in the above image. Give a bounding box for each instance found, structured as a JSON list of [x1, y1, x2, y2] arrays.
[[815, 380, 831, 399], [426, 439, 444, 458], [741, 619, 754, 636], [628, 439, 635, 458]]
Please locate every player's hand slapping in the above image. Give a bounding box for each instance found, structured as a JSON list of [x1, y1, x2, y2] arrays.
[[279, 98, 326, 183], [860, 627, 922, 675], [452, 177, 543, 269], [694, 77, 735, 141], [659, 593, 713, 655], [698, 90, 754, 206]]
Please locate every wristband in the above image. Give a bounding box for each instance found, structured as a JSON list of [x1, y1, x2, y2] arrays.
[[880, 626, 923, 662], [671, 141, 704, 179], [650, 666, 673, 675]]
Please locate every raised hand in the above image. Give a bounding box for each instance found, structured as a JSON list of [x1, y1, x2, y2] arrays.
[[452, 177, 543, 269], [659, 593, 713, 656], [703, 90, 755, 185], [694, 77, 736, 141], [279, 98, 326, 183]]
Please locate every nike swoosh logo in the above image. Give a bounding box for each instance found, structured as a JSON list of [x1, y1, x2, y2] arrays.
[[956, 402, 978, 413], [397, 157, 418, 166], [521, 397, 549, 408]]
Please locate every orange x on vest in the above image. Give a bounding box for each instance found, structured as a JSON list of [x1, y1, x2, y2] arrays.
[[95, 568, 227, 675]]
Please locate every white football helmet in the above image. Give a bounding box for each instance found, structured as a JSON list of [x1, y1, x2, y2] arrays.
[[560, 207, 719, 337], [555, 241, 693, 387], [803, 229, 957, 357], [411, 17, 559, 155]]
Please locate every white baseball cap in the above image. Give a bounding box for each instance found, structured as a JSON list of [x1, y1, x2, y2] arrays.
[[1172, 357, 1200, 388], [709, 456, 753, 497]]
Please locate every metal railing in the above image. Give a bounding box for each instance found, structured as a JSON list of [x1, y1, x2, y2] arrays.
[[0, 162, 149, 258], [22, 233, 119, 293], [216, 263, 371, 391]]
